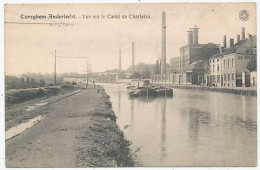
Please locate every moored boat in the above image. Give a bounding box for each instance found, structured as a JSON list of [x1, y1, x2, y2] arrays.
[[129, 86, 173, 98]]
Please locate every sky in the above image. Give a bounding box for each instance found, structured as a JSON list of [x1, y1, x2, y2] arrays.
[[5, 3, 256, 75]]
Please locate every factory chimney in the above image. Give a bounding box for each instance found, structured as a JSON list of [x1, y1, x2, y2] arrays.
[[132, 42, 135, 72], [191, 25, 199, 45], [161, 12, 166, 74], [237, 35, 240, 43], [223, 35, 227, 48], [241, 27, 245, 40], [187, 29, 193, 45], [119, 49, 121, 71], [230, 38, 234, 48]]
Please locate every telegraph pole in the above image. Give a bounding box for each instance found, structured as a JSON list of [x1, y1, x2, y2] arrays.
[[54, 51, 90, 85], [87, 60, 89, 86], [54, 50, 56, 85]]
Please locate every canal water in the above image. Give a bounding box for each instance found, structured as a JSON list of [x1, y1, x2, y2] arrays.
[[101, 83, 257, 166]]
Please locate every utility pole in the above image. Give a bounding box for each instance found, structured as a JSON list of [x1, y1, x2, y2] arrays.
[[87, 60, 89, 86], [54, 50, 56, 85], [54, 51, 90, 86]]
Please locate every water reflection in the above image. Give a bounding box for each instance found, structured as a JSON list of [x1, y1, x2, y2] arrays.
[[118, 85, 121, 115], [102, 83, 257, 166], [131, 99, 134, 125], [181, 108, 212, 153], [160, 98, 167, 164]]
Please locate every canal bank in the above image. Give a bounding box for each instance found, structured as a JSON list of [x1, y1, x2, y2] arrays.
[[151, 83, 257, 96], [6, 86, 135, 167]]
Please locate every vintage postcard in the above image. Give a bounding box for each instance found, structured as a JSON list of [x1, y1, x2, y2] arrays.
[[4, 2, 257, 168]]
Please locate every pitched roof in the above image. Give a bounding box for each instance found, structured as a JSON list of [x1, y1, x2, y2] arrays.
[[210, 38, 250, 59]]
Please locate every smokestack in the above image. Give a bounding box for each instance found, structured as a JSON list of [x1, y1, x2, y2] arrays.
[[187, 30, 193, 45], [161, 12, 166, 74], [230, 38, 234, 48], [241, 27, 245, 40], [223, 35, 227, 48], [132, 42, 135, 72], [218, 45, 222, 54], [237, 35, 240, 42], [191, 25, 199, 45], [119, 49, 121, 71]]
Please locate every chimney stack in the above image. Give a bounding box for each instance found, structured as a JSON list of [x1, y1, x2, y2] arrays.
[[187, 30, 193, 45], [241, 27, 245, 40], [132, 42, 135, 72], [161, 12, 166, 74], [119, 49, 121, 71], [191, 25, 199, 45], [223, 35, 227, 48], [230, 38, 234, 48], [237, 35, 240, 43]]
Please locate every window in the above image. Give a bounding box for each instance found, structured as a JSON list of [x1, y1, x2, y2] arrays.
[[224, 74, 226, 81], [224, 60, 226, 68], [213, 64, 215, 73], [232, 73, 235, 81], [217, 75, 220, 83], [217, 64, 219, 72], [228, 73, 230, 81], [232, 59, 234, 68], [228, 59, 230, 68], [217, 59, 219, 62], [221, 63, 222, 71]]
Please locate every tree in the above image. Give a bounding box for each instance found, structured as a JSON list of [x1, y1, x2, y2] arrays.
[[247, 54, 257, 71], [131, 71, 141, 79], [154, 60, 160, 74], [143, 68, 151, 79], [31, 78, 36, 87]]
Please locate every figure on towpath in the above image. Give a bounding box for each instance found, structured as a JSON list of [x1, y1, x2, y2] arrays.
[[93, 81, 95, 89]]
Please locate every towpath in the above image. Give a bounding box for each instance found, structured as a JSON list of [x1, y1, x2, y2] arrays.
[[6, 86, 133, 167]]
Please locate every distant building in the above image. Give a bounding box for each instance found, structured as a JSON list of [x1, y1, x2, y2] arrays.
[[209, 34, 256, 87], [95, 72, 118, 83]]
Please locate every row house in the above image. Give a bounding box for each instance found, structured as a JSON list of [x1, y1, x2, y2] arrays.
[[209, 35, 256, 87]]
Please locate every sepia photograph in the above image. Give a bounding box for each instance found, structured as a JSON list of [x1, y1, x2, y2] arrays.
[[2, 1, 258, 168]]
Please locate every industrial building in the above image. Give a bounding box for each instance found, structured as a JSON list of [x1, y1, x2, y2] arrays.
[[152, 22, 220, 85]]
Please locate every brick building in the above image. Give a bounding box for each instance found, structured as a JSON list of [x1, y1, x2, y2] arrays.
[[209, 34, 256, 87]]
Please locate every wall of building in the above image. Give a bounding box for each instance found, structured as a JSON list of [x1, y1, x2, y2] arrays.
[[250, 71, 257, 87], [170, 57, 181, 70], [209, 53, 250, 87], [151, 72, 194, 85], [177, 44, 219, 70], [222, 53, 237, 87]]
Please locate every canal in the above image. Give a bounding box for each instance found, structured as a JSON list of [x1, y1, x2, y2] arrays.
[[101, 83, 257, 166]]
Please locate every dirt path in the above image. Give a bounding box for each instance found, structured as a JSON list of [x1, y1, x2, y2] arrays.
[[6, 86, 134, 167]]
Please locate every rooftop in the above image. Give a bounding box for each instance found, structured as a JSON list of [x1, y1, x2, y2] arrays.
[[210, 36, 256, 60]]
